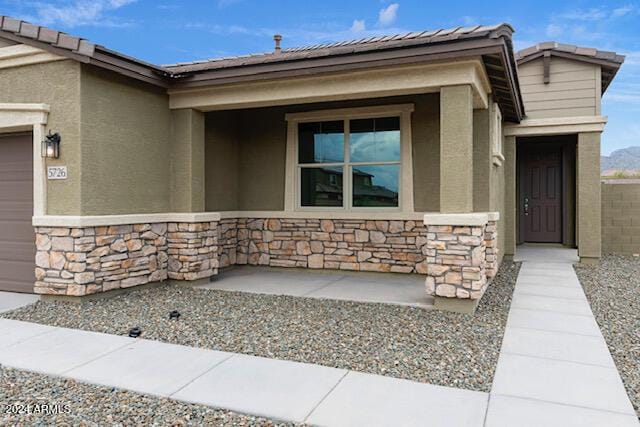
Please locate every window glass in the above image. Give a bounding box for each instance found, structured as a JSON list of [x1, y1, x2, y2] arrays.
[[300, 166, 344, 207], [352, 164, 399, 207], [298, 121, 344, 164], [349, 117, 400, 163]]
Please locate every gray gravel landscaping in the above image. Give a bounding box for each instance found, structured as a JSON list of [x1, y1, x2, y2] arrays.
[[575, 254, 640, 417], [3, 261, 520, 393], [0, 366, 295, 426]]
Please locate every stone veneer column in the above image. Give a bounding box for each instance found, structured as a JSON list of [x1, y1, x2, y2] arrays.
[[440, 85, 474, 213], [423, 213, 500, 314], [577, 132, 602, 262], [167, 221, 220, 280]]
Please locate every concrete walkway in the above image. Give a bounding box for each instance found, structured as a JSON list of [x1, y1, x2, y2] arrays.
[[0, 291, 39, 313], [487, 245, 638, 426], [0, 318, 486, 426], [1, 248, 638, 426], [200, 266, 433, 309]]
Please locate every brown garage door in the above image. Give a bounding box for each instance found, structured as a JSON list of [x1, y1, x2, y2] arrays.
[[0, 132, 35, 293]]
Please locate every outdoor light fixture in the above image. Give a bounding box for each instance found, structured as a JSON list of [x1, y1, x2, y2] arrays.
[[128, 327, 142, 338], [42, 131, 61, 159]]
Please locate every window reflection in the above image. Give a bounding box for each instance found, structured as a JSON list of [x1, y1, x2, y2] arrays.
[[298, 121, 344, 163], [352, 165, 399, 207], [350, 117, 400, 163], [300, 167, 344, 207]]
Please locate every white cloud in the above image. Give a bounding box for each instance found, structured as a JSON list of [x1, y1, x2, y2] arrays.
[[23, 0, 137, 28], [350, 19, 366, 33], [545, 23, 563, 38], [378, 3, 399, 26], [612, 5, 635, 18]]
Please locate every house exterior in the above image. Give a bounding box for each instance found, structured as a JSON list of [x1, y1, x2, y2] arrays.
[[0, 17, 624, 313]]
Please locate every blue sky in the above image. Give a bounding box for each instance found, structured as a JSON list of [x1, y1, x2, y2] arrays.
[[1, 0, 639, 155]]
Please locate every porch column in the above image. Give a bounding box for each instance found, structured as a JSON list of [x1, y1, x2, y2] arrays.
[[503, 135, 516, 258], [170, 109, 205, 212], [577, 131, 602, 262], [440, 85, 474, 213]]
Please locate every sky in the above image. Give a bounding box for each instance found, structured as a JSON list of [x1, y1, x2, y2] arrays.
[[1, 0, 639, 155]]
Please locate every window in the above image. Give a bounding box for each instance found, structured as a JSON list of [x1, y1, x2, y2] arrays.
[[297, 115, 401, 209]]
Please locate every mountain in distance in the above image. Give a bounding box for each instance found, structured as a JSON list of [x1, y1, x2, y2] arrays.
[[601, 146, 640, 175]]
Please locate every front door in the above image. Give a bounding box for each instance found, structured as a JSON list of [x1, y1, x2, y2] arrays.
[[521, 144, 562, 243]]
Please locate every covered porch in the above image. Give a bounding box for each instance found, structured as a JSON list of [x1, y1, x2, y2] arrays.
[[164, 53, 520, 313]]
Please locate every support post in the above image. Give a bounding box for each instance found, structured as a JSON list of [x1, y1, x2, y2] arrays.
[[440, 85, 474, 213], [170, 108, 205, 212], [577, 132, 602, 262]]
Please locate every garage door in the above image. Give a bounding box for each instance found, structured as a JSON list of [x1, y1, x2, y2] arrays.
[[0, 132, 34, 293]]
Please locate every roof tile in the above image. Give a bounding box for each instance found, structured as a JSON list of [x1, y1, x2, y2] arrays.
[[55, 33, 80, 50], [19, 22, 39, 39]]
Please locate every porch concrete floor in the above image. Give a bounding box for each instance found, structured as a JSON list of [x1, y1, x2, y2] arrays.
[[198, 266, 434, 309], [0, 291, 39, 314]]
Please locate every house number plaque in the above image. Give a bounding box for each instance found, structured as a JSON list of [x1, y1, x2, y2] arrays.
[[47, 166, 68, 180]]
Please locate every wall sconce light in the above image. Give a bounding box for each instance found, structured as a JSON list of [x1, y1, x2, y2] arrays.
[[42, 131, 61, 159]]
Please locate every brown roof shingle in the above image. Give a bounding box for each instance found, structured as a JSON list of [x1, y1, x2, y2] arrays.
[[164, 23, 512, 73]]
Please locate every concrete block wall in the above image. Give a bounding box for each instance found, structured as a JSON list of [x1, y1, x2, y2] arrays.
[[601, 181, 640, 255]]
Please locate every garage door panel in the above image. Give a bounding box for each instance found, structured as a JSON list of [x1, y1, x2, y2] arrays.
[[0, 132, 34, 293], [0, 241, 36, 261]]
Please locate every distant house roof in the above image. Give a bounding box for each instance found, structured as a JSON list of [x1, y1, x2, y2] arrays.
[[516, 42, 625, 92]]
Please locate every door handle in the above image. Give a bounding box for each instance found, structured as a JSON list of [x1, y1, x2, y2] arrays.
[[524, 197, 529, 216]]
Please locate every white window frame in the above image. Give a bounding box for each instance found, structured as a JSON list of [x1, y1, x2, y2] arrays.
[[285, 104, 415, 213]]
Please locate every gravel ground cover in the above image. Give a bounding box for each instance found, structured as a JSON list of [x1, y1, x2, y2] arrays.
[[3, 261, 520, 392], [575, 255, 640, 416], [0, 366, 295, 426]]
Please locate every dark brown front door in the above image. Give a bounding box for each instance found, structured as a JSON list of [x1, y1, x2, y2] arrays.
[[521, 144, 562, 243], [0, 132, 35, 293]]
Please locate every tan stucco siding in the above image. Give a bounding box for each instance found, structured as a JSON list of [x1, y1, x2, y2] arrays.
[[411, 94, 440, 212], [519, 57, 600, 119], [440, 85, 474, 213], [577, 132, 602, 259], [205, 111, 240, 211], [204, 95, 440, 212], [237, 107, 287, 210], [503, 135, 516, 257], [473, 107, 491, 212], [171, 109, 205, 212], [0, 59, 82, 215], [79, 65, 172, 215], [602, 182, 640, 254]]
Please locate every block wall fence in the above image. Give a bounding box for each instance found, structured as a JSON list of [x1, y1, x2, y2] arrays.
[[601, 181, 640, 255]]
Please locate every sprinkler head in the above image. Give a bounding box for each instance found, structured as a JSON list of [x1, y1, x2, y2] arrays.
[[169, 310, 181, 320], [128, 327, 142, 338]]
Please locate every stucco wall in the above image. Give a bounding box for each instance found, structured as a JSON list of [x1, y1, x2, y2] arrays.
[[601, 181, 640, 255], [79, 65, 172, 215], [204, 94, 441, 212], [0, 59, 82, 214]]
